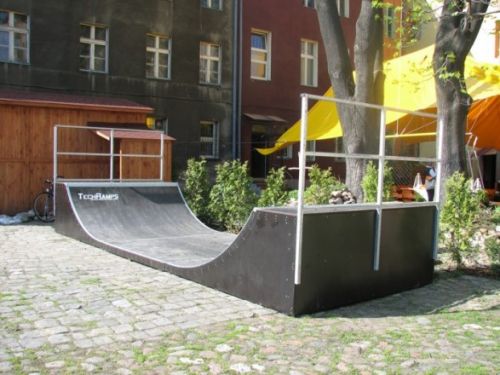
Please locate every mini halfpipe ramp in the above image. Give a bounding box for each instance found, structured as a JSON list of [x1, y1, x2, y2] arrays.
[[56, 181, 435, 315]]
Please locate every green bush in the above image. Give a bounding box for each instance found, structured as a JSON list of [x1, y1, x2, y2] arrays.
[[208, 160, 257, 232], [484, 236, 500, 265], [361, 161, 395, 203], [181, 158, 211, 221], [258, 167, 289, 207], [440, 172, 484, 268], [492, 206, 500, 225], [304, 165, 345, 205]]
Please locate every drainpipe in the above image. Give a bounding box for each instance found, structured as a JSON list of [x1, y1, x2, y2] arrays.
[[231, 0, 242, 159]]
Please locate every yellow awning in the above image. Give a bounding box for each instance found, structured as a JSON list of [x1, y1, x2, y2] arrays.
[[257, 45, 500, 155]]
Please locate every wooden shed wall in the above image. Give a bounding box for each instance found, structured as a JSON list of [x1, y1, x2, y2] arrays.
[[119, 139, 172, 181], [0, 103, 171, 215]]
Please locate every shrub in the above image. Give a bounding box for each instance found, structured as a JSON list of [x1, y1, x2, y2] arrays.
[[181, 158, 210, 221], [361, 161, 395, 203], [440, 172, 484, 268], [492, 206, 500, 225], [484, 236, 500, 265], [208, 160, 257, 232], [304, 165, 345, 205], [258, 167, 289, 207]]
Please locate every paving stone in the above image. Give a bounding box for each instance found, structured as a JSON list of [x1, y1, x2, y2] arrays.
[[1, 224, 499, 375]]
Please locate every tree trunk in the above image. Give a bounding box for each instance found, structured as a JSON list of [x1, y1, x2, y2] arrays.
[[433, 0, 490, 183], [316, 0, 383, 200]]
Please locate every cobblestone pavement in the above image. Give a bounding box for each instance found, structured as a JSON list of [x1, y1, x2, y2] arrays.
[[1, 224, 499, 374]]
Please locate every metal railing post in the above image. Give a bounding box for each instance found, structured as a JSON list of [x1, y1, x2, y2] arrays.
[[432, 117, 445, 259], [373, 109, 387, 271], [294, 94, 309, 285], [110, 129, 115, 181], [160, 133, 164, 181], [53, 125, 58, 215]]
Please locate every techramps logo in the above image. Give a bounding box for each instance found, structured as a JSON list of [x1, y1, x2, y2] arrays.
[[77, 192, 119, 201]]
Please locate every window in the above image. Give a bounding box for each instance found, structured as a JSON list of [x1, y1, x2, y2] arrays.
[[306, 140, 316, 162], [301, 39, 318, 87], [146, 34, 171, 79], [304, 0, 315, 8], [80, 24, 108, 73], [0, 10, 29, 64], [199, 42, 221, 85], [200, 121, 219, 159], [336, 0, 349, 18], [282, 144, 293, 160], [251, 30, 271, 80], [333, 138, 344, 161], [384, 6, 395, 38], [201, 0, 222, 10]]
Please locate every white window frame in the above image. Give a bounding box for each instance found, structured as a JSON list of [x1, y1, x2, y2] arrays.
[[306, 140, 316, 162], [146, 34, 171, 80], [79, 24, 108, 73], [201, 0, 223, 11], [304, 0, 315, 8], [300, 39, 318, 87], [384, 6, 395, 39], [200, 121, 219, 159], [336, 0, 349, 18], [282, 144, 293, 160], [251, 30, 271, 81], [199, 42, 221, 85], [0, 10, 29, 64]]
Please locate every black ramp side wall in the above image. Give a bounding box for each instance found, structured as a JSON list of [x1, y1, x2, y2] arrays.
[[173, 211, 297, 315], [294, 207, 435, 315]]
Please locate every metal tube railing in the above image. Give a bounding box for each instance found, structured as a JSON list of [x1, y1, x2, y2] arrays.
[[293, 94, 442, 285], [294, 95, 309, 285], [53, 125, 166, 214]]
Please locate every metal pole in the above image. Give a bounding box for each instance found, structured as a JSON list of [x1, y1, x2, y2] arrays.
[[294, 94, 309, 285], [53, 126, 58, 216], [432, 117, 445, 259], [160, 133, 164, 181], [373, 109, 387, 271], [110, 129, 114, 181]]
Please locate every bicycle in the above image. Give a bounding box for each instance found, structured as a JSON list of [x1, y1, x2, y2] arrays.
[[33, 179, 55, 222]]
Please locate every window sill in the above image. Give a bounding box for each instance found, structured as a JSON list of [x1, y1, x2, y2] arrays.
[[250, 77, 271, 82], [199, 82, 221, 87], [146, 76, 171, 81], [0, 60, 30, 66], [80, 69, 108, 74]]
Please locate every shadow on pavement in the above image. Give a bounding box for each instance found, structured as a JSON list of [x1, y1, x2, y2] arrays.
[[312, 273, 500, 319]]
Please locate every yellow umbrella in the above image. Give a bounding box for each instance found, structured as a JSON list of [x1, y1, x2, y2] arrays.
[[257, 45, 500, 155]]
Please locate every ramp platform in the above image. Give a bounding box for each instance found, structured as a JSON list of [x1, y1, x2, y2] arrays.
[[55, 182, 435, 315]]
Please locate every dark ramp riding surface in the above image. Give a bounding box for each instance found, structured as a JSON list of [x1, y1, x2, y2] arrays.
[[56, 182, 436, 316]]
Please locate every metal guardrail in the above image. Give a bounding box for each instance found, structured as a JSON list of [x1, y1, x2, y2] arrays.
[[53, 124, 166, 214], [294, 94, 443, 285]]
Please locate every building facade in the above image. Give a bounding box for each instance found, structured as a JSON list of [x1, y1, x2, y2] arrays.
[[0, 0, 236, 177], [240, 0, 360, 178]]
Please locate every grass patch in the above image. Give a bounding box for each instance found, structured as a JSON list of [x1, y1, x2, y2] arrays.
[[459, 364, 493, 374], [81, 278, 101, 285]]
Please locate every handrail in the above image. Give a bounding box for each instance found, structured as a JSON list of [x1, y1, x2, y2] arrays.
[[293, 94, 442, 285], [53, 124, 166, 215]]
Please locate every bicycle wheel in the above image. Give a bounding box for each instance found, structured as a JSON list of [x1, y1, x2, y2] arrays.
[[33, 192, 55, 222]]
